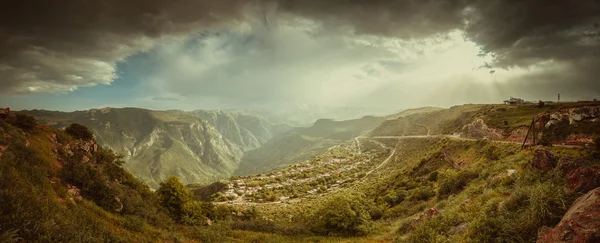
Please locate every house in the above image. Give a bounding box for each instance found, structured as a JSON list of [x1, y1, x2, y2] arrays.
[[503, 97, 524, 105]]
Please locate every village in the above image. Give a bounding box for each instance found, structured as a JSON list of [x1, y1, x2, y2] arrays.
[[212, 142, 385, 203]]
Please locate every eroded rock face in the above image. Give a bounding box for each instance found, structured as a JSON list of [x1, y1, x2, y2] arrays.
[[567, 166, 600, 194], [460, 119, 503, 140], [528, 149, 558, 172], [537, 187, 600, 243]]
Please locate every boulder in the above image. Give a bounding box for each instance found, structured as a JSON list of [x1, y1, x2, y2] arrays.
[[556, 156, 591, 175], [528, 149, 558, 171], [567, 166, 600, 194], [537, 187, 600, 243]]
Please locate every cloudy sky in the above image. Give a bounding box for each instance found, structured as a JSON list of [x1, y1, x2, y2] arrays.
[[1, 0, 599, 114]]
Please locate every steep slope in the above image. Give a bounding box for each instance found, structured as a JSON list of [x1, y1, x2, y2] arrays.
[[21, 108, 288, 188], [235, 116, 386, 175], [191, 109, 290, 151], [0, 114, 178, 242]]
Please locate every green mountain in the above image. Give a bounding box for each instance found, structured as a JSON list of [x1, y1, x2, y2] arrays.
[[21, 108, 290, 188]]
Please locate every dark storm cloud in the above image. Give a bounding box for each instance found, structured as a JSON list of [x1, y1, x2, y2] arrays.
[[465, 0, 600, 67], [0, 0, 250, 94], [0, 0, 599, 100], [277, 0, 470, 38]]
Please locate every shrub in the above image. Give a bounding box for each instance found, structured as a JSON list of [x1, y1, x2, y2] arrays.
[[12, 114, 37, 131], [384, 190, 408, 206], [538, 100, 545, 108], [157, 176, 214, 225], [312, 193, 374, 236], [437, 170, 479, 198], [157, 176, 195, 220], [410, 186, 435, 201], [65, 123, 94, 141], [427, 171, 439, 182]]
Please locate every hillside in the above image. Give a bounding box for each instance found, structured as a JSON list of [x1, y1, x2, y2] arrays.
[[20, 108, 290, 188], [3, 104, 600, 242], [372, 102, 600, 145], [188, 103, 600, 242], [0, 112, 199, 241], [234, 116, 386, 175]]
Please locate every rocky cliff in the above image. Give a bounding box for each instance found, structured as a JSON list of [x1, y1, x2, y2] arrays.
[[20, 108, 289, 188]]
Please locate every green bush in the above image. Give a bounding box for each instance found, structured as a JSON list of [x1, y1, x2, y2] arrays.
[[312, 193, 375, 236], [157, 176, 214, 225], [12, 114, 37, 131], [65, 123, 94, 141], [437, 170, 479, 198], [466, 174, 572, 242], [427, 171, 439, 182], [410, 186, 435, 201], [384, 190, 408, 206]]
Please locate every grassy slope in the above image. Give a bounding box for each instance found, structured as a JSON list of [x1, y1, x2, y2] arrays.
[[227, 137, 594, 242], [235, 116, 386, 175], [0, 119, 188, 242]]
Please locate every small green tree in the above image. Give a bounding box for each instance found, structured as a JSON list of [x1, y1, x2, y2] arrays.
[[312, 193, 374, 236], [157, 176, 212, 225], [157, 176, 194, 219], [65, 123, 94, 141]]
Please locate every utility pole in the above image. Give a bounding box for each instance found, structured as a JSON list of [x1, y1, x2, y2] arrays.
[[558, 94, 560, 102]]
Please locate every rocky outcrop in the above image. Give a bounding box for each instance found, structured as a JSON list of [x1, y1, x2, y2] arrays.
[[527, 149, 558, 172], [460, 119, 503, 140], [567, 166, 600, 194], [569, 106, 600, 123], [537, 187, 600, 243]]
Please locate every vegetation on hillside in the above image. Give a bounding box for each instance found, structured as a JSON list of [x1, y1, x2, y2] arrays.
[[3, 103, 600, 242]]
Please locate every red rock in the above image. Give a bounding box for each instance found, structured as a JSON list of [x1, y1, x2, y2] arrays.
[[537, 187, 600, 243], [528, 149, 558, 171], [567, 166, 600, 194], [556, 156, 591, 175]]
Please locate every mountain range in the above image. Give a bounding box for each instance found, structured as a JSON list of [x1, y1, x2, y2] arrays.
[[20, 107, 391, 188]]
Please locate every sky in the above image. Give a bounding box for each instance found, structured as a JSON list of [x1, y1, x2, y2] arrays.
[[1, 0, 599, 115]]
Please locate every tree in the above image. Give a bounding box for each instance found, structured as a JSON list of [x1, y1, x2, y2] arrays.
[[157, 176, 194, 219], [65, 123, 94, 141], [157, 176, 212, 225], [312, 193, 374, 236]]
